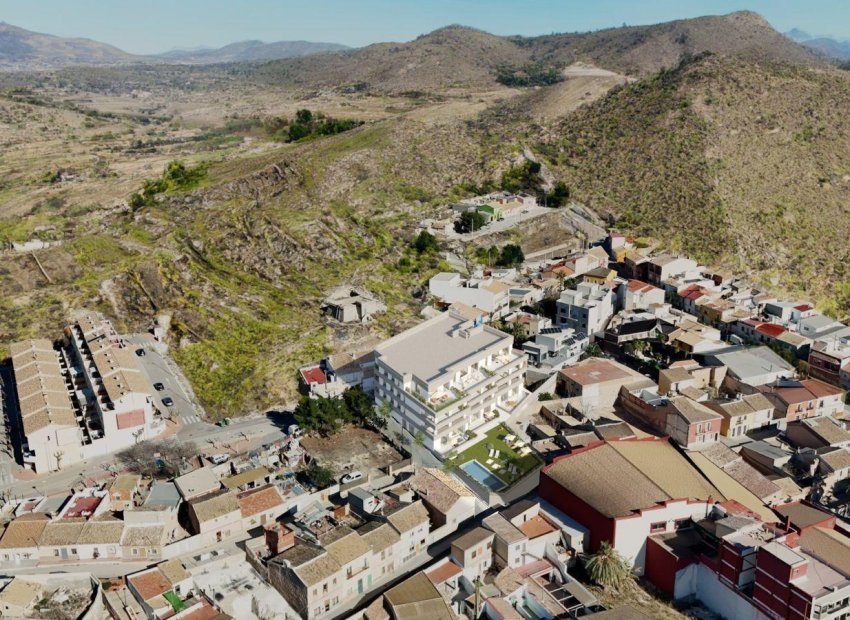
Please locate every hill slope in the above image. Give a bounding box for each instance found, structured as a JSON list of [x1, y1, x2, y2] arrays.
[[0, 22, 136, 70], [538, 53, 850, 309], [250, 12, 821, 93]]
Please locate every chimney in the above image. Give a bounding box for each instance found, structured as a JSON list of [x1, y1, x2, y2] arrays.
[[809, 457, 820, 478], [265, 522, 295, 555]]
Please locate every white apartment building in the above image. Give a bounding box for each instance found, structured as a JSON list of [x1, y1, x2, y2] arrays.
[[555, 282, 615, 338], [429, 273, 510, 319], [373, 311, 526, 455], [9, 313, 164, 474]]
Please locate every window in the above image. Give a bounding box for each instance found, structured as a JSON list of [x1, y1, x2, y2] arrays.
[[323, 584, 328, 593], [650, 521, 666, 533], [674, 518, 692, 530], [54, 550, 59, 557], [71, 548, 78, 554], [471, 549, 477, 559]]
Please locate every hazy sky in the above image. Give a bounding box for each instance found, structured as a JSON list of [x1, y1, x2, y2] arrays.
[[3, 0, 848, 54]]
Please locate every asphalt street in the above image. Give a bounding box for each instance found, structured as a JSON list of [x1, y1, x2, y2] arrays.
[[125, 334, 205, 425]]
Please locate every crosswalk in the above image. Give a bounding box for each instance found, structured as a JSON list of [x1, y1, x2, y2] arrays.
[[182, 415, 201, 425]]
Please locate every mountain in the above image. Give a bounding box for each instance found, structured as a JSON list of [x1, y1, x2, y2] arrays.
[[154, 39, 349, 63], [785, 28, 813, 42], [250, 12, 822, 93], [0, 22, 349, 71], [0, 22, 136, 70], [799, 37, 850, 60]]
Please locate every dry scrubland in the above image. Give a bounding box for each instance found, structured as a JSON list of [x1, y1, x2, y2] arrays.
[[1, 11, 849, 419]]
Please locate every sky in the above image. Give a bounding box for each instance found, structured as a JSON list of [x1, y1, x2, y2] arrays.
[[2, 0, 849, 55]]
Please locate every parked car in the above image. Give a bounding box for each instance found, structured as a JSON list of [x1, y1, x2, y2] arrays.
[[153, 382, 165, 391], [162, 397, 174, 407], [135, 348, 146, 357], [341, 471, 363, 484], [209, 454, 229, 465]]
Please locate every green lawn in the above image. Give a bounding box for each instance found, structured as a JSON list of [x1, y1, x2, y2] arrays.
[[163, 591, 185, 612], [448, 424, 542, 485]]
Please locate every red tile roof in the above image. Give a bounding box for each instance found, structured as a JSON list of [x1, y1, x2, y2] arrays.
[[426, 561, 462, 584], [300, 367, 326, 385], [795, 304, 814, 312], [237, 484, 284, 518], [627, 279, 654, 293], [128, 568, 171, 601], [755, 323, 786, 338], [679, 284, 706, 301]]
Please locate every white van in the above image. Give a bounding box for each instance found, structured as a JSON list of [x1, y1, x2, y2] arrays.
[[341, 471, 363, 484]]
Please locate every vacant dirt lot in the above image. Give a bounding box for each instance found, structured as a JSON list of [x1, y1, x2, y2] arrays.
[[301, 426, 402, 476]]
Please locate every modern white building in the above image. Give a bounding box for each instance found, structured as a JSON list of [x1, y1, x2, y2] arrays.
[[373, 310, 526, 455], [555, 282, 615, 338], [9, 313, 164, 474], [429, 273, 511, 319]]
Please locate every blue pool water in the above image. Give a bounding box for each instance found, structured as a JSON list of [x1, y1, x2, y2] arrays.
[[459, 459, 505, 491]]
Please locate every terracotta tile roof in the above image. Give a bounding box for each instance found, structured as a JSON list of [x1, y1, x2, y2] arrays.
[[321, 527, 370, 566], [358, 521, 400, 553], [128, 568, 172, 602], [39, 521, 85, 546], [158, 559, 191, 585], [426, 561, 462, 585], [408, 468, 472, 514], [190, 490, 239, 523], [452, 526, 494, 551], [819, 448, 850, 473], [237, 484, 283, 518], [517, 515, 557, 539], [121, 524, 165, 547], [387, 501, 429, 534], [0, 514, 49, 549], [668, 396, 722, 424], [798, 416, 850, 445]]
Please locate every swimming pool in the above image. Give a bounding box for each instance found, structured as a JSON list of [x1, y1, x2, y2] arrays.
[[459, 459, 505, 491]]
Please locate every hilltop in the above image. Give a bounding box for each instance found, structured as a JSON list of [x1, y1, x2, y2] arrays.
[[153, 39, 350, 64], [0, 22, 136, 70], [250, 11, 822, 93]]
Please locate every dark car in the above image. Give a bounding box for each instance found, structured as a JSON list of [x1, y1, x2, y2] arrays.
[[135, 348, 146, 357], [153, 382, 165, 391], [162, 397, 174, 407]]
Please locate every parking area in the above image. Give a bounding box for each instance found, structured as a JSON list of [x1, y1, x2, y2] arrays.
[[124, 334, 206, 427]]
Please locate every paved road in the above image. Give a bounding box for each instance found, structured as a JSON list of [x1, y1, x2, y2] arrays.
[[0, 415, 288, 499], [126, 334, 205, 426]]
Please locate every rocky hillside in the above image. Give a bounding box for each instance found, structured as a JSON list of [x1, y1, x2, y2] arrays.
[[537, 52, 850, 312]]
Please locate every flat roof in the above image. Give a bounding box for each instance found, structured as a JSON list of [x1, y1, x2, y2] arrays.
[[374, 312, 510, 383]]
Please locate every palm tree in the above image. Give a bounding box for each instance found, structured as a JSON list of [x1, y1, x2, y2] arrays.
[[585, 542, 631, 588]]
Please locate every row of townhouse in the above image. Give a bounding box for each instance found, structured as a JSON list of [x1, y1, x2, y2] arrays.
[[8, 312, 165, 474]]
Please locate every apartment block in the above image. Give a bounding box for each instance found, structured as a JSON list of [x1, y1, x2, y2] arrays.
[[555, 282, 615, 338], [373, 310, 526, 455]]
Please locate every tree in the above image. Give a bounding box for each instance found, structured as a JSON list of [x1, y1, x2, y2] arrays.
[[414, 430, 426, 447], [583, 343, 603, 359], [455, 211, 486, 234], [538, 392, 554, 401], [500, 160, 543, 193], [295, 109, 313, 124], [585, 542, 631, 588], [307, 462, 334, 487], [497, 244, 525, 267], [543, 181, 570, 208], [413, 230, 440, 254]]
